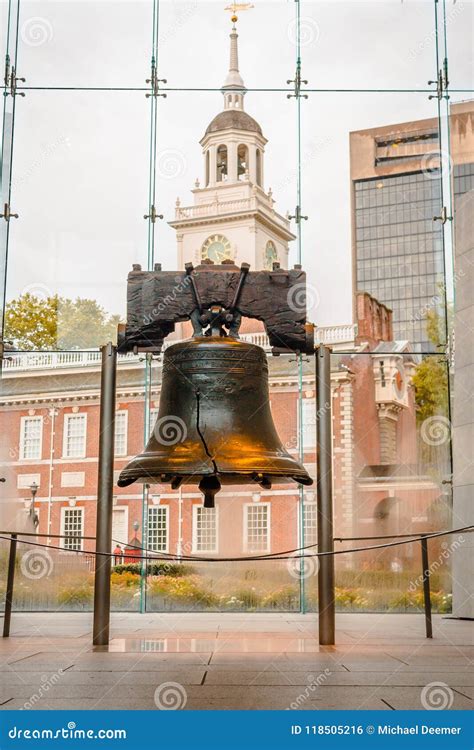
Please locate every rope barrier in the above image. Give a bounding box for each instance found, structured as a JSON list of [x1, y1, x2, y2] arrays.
[[0, 526, 472, 564]]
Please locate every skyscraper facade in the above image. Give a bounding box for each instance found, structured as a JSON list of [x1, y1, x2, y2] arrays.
[[350, 101, 474, 351]]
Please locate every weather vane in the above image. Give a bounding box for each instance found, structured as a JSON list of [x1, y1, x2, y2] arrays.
[[225, 2, 254, 22]]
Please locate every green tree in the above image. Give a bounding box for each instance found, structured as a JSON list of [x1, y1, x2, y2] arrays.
[[412, 308, 449, 425], [4, 294, 121, 350]]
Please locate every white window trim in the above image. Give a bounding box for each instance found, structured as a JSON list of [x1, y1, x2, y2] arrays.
[[60, 506, 84, 551], [114, 410, 128, 457], [243, 502, 271, 554], [192, 504, 219, 554], [111, 505, 129, 552], [147, 505, 169, 554], [62, 413, 87, 459], [297, 397, 316, 449], [297, 500, 318, 548], [19, 415, 43, 461]]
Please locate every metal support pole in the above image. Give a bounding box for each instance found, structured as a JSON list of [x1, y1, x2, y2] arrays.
[[316, 345, 335, 645], [3, 534, 17, 637], [93, 343, 117, 646], [421, 535, 433, 639]]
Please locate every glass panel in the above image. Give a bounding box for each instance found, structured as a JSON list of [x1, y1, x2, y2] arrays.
[[153, 91, 298, 271], [331, 351, 452, 613], [442, 0, 474, 92], [5, 91, 150, 349], [302, 93, 446, 352], [158, 1, 296, 91], [0, 350, 147, 612], [301, 0, 438, 91], [16, 0, 153, 88], [138, 352, 317, 613]]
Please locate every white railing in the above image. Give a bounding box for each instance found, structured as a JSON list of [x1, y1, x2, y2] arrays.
[[2, 350, 139, 372], [2, 326, 358, 372], [175, 196, 290, 229], [314, 324, 357, 345]]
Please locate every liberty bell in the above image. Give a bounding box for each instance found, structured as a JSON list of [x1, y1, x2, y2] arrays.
[[118, 267, 313, 506]]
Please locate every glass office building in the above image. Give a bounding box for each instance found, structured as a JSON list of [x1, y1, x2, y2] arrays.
[[351, 101, 474, 352]]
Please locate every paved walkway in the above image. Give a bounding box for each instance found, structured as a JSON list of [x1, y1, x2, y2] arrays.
[[0, 613, 472, 710]]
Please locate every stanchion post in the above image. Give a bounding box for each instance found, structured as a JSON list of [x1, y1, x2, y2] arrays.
[[3, 533, 17, 638], [316, 345, 335, 645], [420, 534, 433, 639], [93, 342, 117, 646]]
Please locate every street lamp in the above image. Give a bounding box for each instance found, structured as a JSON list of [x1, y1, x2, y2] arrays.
[[29, 481, 39, 528]]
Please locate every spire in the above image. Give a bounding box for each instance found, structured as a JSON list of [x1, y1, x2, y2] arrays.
[[222, 18, 246, 110]]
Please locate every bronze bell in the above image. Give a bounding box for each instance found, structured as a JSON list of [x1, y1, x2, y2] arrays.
[[117, 336, 313, 505]]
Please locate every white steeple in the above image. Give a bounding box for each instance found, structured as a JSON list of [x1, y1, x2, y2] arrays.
[[222, 20, 246, 110], [169, 13, 295, 274]]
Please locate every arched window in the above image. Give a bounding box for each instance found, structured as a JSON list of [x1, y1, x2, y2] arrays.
[[205, 150, 210, 187], [216, 145, 228, 182], [237, 144, 249, 181], [256, 148, 262, 186]]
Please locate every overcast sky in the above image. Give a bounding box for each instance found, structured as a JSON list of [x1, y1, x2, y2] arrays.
[[3, 0, 473, 331]]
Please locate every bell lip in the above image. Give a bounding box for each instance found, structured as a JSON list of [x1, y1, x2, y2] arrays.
[[117, 467, 313, 488]]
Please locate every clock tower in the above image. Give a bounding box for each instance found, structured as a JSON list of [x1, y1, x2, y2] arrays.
[[169, 17, 295, 270]]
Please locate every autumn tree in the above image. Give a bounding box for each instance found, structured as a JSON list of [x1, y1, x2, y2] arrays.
[[4, 294, 122, 350]]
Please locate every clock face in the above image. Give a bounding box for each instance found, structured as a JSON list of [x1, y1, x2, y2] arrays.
[[394, 363, 406, 399], [201, 234, 232, 263], [264, 241, 278, 270]]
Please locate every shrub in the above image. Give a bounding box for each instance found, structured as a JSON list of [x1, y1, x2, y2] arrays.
[[57, 583, 93, 608], [261, 585, 299, 610], [335, 587, 369, 610], [147, 575, 218, 607], [113, 562, 194, 577], [231, 588, 262, 609], [110, 571, 139, 588]]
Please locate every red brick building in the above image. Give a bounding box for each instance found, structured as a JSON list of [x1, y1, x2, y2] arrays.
[[0, 295, 444, 575]]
